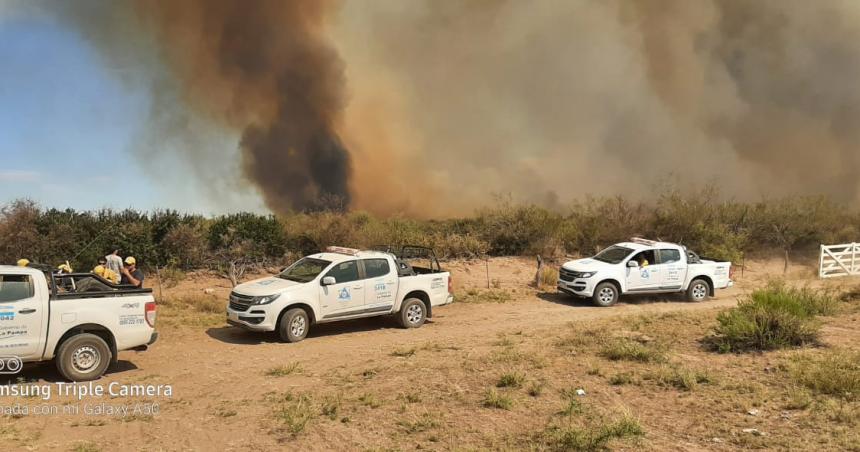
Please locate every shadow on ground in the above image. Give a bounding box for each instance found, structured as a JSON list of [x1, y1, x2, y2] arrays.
[[206, 316, 422, 345], [537, 291, 686, 307], [1, 359, 139, 384]]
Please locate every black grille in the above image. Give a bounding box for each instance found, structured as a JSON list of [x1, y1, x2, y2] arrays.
[[229, 292, 254, 312], [559, 268, 576, 282]]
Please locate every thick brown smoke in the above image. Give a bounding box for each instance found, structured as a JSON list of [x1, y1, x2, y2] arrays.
[[336, 0, 860, 215], [12, 0, 860, 216]]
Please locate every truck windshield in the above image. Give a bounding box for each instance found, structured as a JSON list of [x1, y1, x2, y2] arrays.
[[593, 246, 634, 264], [278, 258, 331, 283]]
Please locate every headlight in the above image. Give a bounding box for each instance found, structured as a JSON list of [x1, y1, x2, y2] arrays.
[[255, 294, 281, 305], [579, 272, 596, 278]]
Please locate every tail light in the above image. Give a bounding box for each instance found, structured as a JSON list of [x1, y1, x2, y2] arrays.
[[145, 301, 157, 328], [448, 275, 453, 294]]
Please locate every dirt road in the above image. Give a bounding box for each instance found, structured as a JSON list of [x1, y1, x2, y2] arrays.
[[0, 257, 841, 450]]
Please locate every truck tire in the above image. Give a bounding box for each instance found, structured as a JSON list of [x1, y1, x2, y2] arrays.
[[592, 282, 619, 307], [398, 298, 427, 328], [278, 308, 310, 343], [686, 279, 710, 302], [55, 333, 112, 382]]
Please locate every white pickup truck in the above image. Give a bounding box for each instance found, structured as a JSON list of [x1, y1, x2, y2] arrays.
[[557, 238, 733, 306], [0, 266, 157, 381], [227, 246, 454, 342]]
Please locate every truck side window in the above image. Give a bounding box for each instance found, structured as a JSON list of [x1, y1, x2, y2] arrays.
[[325, 261, 359, 284], [363, 259, 391, 279], [631, 250, 656, 266], [0, 275, 34, 302], [659, 249, 681, 264]]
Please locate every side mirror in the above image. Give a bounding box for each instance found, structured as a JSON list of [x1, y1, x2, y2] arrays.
[[627, 260, 639, 268], [322, 276, 336, 286]]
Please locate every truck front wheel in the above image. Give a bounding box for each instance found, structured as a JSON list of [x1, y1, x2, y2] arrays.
[[398, 298, 427, 328], [592, 282, 619, 307], [686, 279, 711, 302], [56, 333, 112, 382], [278, 308, 310, 343]]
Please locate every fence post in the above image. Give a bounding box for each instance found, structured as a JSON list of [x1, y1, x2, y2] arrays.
[[819, 244, 824, 279]]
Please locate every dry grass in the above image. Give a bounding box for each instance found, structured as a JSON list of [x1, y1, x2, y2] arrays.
[[790, 349, 860, 400], [265, 362, 302, 377], [458, 288, 513, 303]]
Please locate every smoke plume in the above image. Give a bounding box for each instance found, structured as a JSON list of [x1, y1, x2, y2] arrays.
[[10, 0, 860, 215]]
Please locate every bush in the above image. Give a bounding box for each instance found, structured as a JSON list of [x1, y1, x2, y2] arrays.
[[706, 283, 834, 352]]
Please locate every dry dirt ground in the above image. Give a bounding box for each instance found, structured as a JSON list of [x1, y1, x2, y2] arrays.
[[1, 257, 859, 451]]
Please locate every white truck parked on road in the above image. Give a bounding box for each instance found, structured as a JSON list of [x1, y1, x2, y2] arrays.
[[227, 246, 454, 342], [0, 266, 157, 381], [557, 238, 733, 306]]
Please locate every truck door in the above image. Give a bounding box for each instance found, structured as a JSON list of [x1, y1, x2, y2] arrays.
[[657, 249, 684, 289], [361, 258, 397, 310], [0, 273, 45, 359], [319, 260, 365, 316], [626, 250, 659, 291]]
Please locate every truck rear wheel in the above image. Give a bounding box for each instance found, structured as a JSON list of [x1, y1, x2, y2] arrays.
[[56, 333, 112, 382], [398, 298, 427, 328], [278, 308, 310, 343], [686, 279, 710, 302], [592, 282, 619, 307]]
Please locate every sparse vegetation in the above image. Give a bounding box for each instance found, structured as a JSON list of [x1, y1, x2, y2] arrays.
[[271, 392, 316, 436], [497, 371, 526, 388], [645, 365, 711, 391], [390, 347, 416, 358], [265, 362, 302, 377], [707, 282, 834, 352], [458, 288, 513, 304], [542, 413, 644, 451], [483, 388, 514, 410], [790, 350, 860, 400], [599, 338, 667, 363]]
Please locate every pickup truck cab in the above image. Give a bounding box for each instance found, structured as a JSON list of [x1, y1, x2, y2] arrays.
[[0, 266, 157, 381], [227, 246, 454, 342], [557, 238, 733, 306]]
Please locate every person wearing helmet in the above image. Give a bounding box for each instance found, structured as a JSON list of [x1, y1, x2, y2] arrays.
[[93, 257, 120, 284], [120, 256, 144, 288], [16, 258, 30, 267]]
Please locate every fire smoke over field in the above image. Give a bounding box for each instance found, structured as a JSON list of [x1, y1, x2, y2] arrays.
[[9, 0, 860, 215]]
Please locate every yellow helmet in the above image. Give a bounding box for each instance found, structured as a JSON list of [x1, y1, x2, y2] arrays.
[[16, 259, 29, 267], [124, 256, 136, 266]]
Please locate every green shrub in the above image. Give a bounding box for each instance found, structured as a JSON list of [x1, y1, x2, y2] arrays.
[[707, 283, 834, 352]]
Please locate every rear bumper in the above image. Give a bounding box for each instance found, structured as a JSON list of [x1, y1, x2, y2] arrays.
[[130, 331, 158, 352]]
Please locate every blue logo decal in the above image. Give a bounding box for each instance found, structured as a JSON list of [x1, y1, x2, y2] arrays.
[[338, 288, 351, 301], [375, 282, 386, 291], [640, 268, 650, 279], [0, 312, 14, 321]]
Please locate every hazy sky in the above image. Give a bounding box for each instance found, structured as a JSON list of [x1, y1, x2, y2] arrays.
[[0, 12, 151, 211]]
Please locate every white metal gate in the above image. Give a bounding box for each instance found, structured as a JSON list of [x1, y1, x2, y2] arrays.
[[819, 243, 860, 278]]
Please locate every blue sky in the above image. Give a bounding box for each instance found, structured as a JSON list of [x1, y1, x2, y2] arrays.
[[0, 13, 170, 212]]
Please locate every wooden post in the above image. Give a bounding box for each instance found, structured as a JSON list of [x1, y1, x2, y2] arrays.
[[154, 265, 164, 302], [485, 258, 490, 289], [535, 255, 543, 288]]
